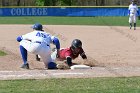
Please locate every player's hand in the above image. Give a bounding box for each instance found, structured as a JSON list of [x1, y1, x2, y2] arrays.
[[56, 49, 60, 58], [82, 59, 95, 67]]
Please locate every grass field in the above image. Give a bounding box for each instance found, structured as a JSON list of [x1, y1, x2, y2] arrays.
[[0, 16, 140, 26], [0, 16, 140, 93], [0, 50, 7, 56], [0, 77, 140, 93]]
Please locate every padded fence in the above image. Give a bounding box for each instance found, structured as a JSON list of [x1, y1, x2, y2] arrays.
[[0, 6, 135, 16]]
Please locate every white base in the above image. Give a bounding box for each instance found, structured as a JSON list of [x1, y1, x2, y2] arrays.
[[70, 65, 91, 69]]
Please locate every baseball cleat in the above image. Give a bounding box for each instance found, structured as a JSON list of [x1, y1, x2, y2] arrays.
[[134, 27, 136, 30], [36, 55, 41, 61], [21, 63, 29, 69]]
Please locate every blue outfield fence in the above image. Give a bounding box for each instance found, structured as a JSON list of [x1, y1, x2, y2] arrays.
[[0, 6, 136, 16]]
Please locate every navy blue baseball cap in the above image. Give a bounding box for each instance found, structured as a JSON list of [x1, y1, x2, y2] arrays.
[[32, 23, 43, 30]]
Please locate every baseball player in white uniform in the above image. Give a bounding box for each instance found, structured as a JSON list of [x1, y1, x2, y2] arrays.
[[16, 23, 60, 69], [128, 0, 139, 30]]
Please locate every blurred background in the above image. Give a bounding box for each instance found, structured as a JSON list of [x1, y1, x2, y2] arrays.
[[0, 0, 138, 6]]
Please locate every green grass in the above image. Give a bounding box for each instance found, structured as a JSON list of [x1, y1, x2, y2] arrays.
[[0, 77, 140, 93], [0, 16, 140, 92], [0, 50, 7, 56], [0, 16, 139, 26]]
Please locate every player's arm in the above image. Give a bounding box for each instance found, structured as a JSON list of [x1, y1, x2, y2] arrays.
[[16, 34, 31, 42], [52, 37, 60, 50], [81, 53, 87, 59], [137, 10, 140, 20], [51, 36, 60, 57], [137, 11, 139, 15], [128, 10, 130, 15], [80, 53, 95, 67], [137, 10, 140, 16], [79, 49, 95, 66], [66, 56, 72, 66], [17, 32, 33, 42], [137, 6, 139, 15], [64, 51, 73, 66], [80, 48, 87, 59]]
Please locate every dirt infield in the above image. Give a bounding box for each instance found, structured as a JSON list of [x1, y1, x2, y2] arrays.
[[0, 25, 140, 79]]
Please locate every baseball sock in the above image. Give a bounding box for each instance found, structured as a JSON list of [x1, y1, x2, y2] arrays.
[[20, 45, 28, 64], [134, 23, 136, 28], [130, 23, 132, 27]]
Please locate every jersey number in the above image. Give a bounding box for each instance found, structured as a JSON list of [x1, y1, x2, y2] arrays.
[[36, 32, 46, 38]]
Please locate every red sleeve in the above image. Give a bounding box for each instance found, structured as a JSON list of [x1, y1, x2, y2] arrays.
[[65, 51, 71, 58]]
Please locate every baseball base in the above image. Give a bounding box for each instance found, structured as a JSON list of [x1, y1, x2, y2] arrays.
[[70, 65, 91, 69]]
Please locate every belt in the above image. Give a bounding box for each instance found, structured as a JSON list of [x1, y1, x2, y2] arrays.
[[35, 41, 41, 44], [35, 41, 49, 46]]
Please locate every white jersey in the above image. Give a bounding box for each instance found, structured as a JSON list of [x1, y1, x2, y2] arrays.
[[21, 30, 54, 46], [20, 30, 57, 66], [129, 4, 138, 15]]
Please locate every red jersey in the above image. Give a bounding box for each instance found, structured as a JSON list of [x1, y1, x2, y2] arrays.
[[58, 47, 85, 60]]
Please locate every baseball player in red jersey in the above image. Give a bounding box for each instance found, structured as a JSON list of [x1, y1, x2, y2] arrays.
[[36, 39, 87, 69], [51, 39, 87, 68]]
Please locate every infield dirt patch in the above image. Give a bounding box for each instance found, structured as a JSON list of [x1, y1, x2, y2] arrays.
[[0, 25, 140, 79]]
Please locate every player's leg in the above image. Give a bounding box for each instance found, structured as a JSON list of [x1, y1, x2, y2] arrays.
[[134, 23, 136, 30], [38, 45, 57, 69], [36, 47, 57, 62], [129, 15, 133, 29], [19, 40, 40, 69], [19, 45, 29, 69], [19, 40, 30, 69], [51, 49, 57, 62], [51, 48, 70, 69], [41, 53, 57, 69], [35, 47, 59, 62], [133, 15, 137, 30], [20, 40, 38, 53]]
